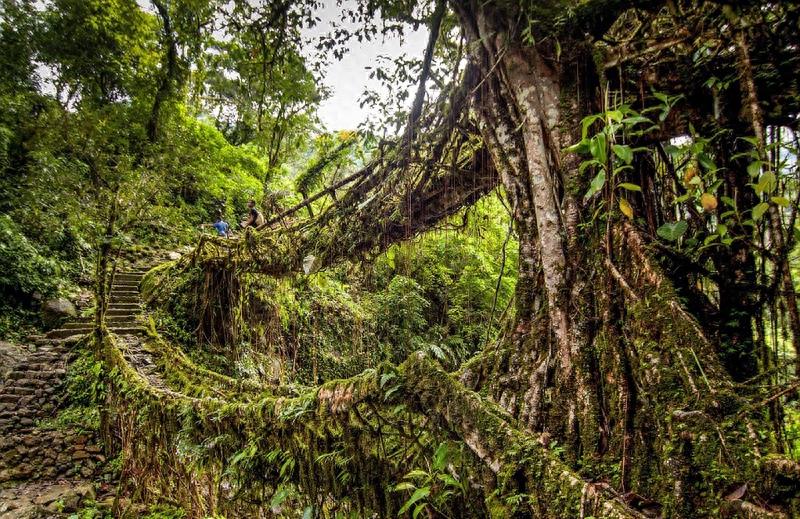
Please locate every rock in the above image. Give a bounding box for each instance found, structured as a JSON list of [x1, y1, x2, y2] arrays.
[[72, 450, 89, 460], [32, 483, 72, 506], [40, 298, 77, 329], [58, 484, 94, 512], [0, 340, 25, 374], [14, 464, 33, 478], [167, 251, 181, 260], [73, 289, 93, 310]]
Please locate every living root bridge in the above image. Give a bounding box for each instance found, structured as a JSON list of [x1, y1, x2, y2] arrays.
[[193, 145, 498, 277], [100, 332, 643, 518], [188, 63, 497, 278]]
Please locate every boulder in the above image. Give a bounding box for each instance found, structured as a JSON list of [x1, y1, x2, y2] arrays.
[[40, 298, 76, 329]]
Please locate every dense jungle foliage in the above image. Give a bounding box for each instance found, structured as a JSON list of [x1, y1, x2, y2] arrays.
[[3, 0, 800, 518], [0, 0, 517, 388]]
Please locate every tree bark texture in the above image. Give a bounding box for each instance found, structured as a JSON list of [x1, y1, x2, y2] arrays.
[[452, 2, 774, 514]]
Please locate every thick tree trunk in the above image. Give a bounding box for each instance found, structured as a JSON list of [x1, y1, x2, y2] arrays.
[[453, 2, 772, 514], [454, 0, 598, 453]]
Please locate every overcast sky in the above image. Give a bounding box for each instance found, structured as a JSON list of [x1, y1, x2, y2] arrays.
[[301, 3, 428, 131], [52, 0, 426, 131]]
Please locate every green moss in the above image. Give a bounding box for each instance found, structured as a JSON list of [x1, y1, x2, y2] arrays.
[[140, 260, 178, 302]]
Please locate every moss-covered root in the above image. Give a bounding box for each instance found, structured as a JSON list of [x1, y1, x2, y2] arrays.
[[401, 353, 645, 518]]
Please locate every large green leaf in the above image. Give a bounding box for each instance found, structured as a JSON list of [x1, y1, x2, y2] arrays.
[[583, 171, 606, 201], [398, 487, 430, 515], [612, 144, 633, 164], [752, 202, 769, 220], [656, 221, 688, 242]]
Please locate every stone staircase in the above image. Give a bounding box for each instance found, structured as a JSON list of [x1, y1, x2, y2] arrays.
[[44, 270, 148, 341], [0, 267, 148, 486]]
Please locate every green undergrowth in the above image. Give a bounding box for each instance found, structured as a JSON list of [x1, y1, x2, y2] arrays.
[[98, 332, 643, 518], [0, 213, 77, 339], [140, 322, 288, 399], [141, 195, 517, 387]]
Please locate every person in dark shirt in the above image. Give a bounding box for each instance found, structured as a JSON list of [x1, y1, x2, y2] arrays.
[[240, 200, 264, 229]]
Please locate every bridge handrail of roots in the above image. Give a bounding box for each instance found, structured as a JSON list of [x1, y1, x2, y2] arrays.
[[101, 328, 644, 518]]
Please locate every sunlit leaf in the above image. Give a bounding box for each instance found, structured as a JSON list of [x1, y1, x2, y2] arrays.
[[589, 133, 607, 163], [583, 171, 606, 201], [619, 198, 634, 219], [700, 193, 718, 212], [612, 144, 633, 164], [752, 202, 769, 220], [398, 488, 430, 514]]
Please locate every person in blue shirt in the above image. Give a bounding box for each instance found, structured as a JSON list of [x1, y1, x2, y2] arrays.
[[210, 215, 231, 237]]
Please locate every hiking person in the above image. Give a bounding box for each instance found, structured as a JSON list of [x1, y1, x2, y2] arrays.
[[211, 214, 231, 237], [240, 200, 265, 229], [200, 213, 231, 237]]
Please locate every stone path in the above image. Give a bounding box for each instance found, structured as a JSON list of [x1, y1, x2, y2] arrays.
[[0, 480, 106, 518], [0, 266, 150, 517]]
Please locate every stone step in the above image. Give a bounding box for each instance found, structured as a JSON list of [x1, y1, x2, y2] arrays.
[[110, 287, 139, 293], [111, 290, 139, 297], [74, 315, 136, 324], [110, 327, 145, 336], [0, 386, 36, 396], [110, 297, 139, 304], [28, 354, 64, 364], [107, 315, 139, 323], [34, 337, 61, 344], [5, 378, 54, 388], [62, 322, 94, 330], [5, 369, 64, 380], [106, 309, 138, 317], [0, 408, 36, 423], [106, 321, 139, 329], [110, 295, 139, 303], [107, 308, 140, 315], [115, 273, 144, 283], [17, 362, 63, 372], [112, 281, 140, 287], [30, 347, 56, 355], [111, 286, 139, 293], [46, 325, 145, 339], [108, 303, 140, 309], [46, 328, 89, 339]]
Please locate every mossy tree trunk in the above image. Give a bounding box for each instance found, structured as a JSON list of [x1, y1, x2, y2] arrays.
[[453, 1, 776, 514]]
